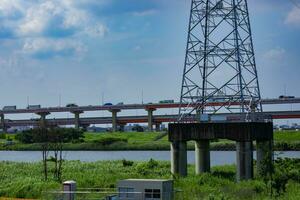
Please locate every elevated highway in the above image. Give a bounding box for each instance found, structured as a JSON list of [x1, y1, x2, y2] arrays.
[[1, 98, 300, 132], [4, 110, 300, 129], [1, 98, 300, 114]]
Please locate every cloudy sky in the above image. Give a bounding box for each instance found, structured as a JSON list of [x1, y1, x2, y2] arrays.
[[0, 0, 299, 121]]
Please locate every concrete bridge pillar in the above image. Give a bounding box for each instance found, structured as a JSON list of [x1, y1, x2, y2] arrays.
[[146, 108, 156, 131], [0, 114, 6, 132], [256, 140, 273, 177], [72, 111, 83, 130], [155, 122, 161, 132], [171, 141, 187, 176], [119, 123, 126, 132], [195, 140, 210, 174], [110, 109, 120, 132], [37, 112, 50, 128], [236, 141, 253, 182]]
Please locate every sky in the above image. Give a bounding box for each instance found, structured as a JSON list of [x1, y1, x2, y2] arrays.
[[0, 0, 300, 122]]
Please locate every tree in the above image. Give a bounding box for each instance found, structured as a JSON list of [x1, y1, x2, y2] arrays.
[[32, 128, 50, 181]]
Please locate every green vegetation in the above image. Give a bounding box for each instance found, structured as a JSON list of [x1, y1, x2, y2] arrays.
[[274, 130, 300, 141], [1, 130, 300, 151], [0, 158, 299, 199]]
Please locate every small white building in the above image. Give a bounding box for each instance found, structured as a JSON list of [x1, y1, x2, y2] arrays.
[[117, 179, 173, 200]]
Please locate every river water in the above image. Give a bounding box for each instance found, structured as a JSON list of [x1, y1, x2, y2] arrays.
[[0, 151, 299, 166]]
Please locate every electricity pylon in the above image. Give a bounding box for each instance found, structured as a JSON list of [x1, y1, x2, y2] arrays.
[[179, 0, 262, 122]]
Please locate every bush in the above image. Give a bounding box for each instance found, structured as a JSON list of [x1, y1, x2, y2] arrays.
[[95, 137, 128, 146], [0, 133, 6, 139], [16, 128, 85, 144], [122, 159, 134, 167]]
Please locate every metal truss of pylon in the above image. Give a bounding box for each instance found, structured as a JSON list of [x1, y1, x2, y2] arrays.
[[179, 0, 262, 122]]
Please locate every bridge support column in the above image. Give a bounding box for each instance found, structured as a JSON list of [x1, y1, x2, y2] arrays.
[[119, 123, 126, 132], [155, 122, 161, 132], [236, 141, 253, 182], [72, 111, 83, 130], [37, 112, 50, 128], [0, 114, 6, 133], [171, 141, 187, 176], [195, 140, 210, 174], [256, 140, 273, 177], [110, 109, 120, 132], [146, 108, 156, 132]]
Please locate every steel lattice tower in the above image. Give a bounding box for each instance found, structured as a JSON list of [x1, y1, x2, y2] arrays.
[[179, 0, 262, 122]]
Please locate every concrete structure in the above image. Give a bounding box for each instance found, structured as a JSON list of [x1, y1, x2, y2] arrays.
[[36, 112, 50, 128], [1, 111, 300, 129], [169, 122, 273, 181], [117, 179, 173, 200], [170, 141, 187, 176], [0, 98, 298, 115], [0, 114, 6, 132], [195, 140, 210, 174], [72, 111, 83, 129], [110, 109, 121, 132], [155, 122, 161, 132], [256, 140, 273, 177], [146, 108, 156, 131], [236, 141, 253, 181], [63, 180, 76, 200]]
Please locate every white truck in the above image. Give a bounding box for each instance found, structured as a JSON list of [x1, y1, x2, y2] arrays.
[[27, 105, 41, 109], [3, 106, 17, 111]]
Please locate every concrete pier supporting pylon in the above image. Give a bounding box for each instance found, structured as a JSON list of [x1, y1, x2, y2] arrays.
[[171, 141, 187, 176], [256, 140, 273, 177], [236, 141, 253, 182], [195, 140, 210, 174]]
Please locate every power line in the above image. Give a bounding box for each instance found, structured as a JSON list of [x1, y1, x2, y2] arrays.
[[289, 0, 300, 9]]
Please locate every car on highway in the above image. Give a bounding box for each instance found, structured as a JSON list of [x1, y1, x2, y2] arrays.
[[66, 103, 78, 107], [117, 102, 124, 105], [279, 95, 295, 99], [103, 103, 113, 106], [159, 100, 174, 104]]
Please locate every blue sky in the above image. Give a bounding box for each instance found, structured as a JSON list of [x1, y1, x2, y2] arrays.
[[0, 0, 300, 122]]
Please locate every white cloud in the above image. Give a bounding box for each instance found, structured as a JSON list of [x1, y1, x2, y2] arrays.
[[84, 24, 108, 37], [0, 0, 23, 19], [263, 47, 286, 61], [285, 7, 300, 27], [22, 38, 87, 59], [132, 9, 158, 17], [0, 0, 107, 59]]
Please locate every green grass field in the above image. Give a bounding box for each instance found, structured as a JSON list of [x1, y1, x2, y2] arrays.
[[1, 130, 300, 151], [0, 158, 299, 199], [274, 130, 300, 142]]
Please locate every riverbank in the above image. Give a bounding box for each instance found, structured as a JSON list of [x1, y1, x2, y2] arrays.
[[1, 130, 300, 151], [0, 158, 299, 199]]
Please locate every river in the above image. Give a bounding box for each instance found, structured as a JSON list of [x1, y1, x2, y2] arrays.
[[0, 151, 299, 165]]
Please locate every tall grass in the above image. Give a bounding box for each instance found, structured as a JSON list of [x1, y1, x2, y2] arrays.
[[0, 159, 299, 199]]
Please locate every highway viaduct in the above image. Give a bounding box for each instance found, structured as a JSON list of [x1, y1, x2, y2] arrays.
[[0, 98, 300, 132]]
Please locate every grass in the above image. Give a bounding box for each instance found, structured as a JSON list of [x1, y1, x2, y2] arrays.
[[1, 130, 300, 151], [0, 158, 299, 199], [274, 130, 300, 142]]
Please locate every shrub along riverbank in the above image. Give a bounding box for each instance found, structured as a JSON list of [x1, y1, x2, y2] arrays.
[[1, 130, 300, 151], [0, 158, 299, 199]]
